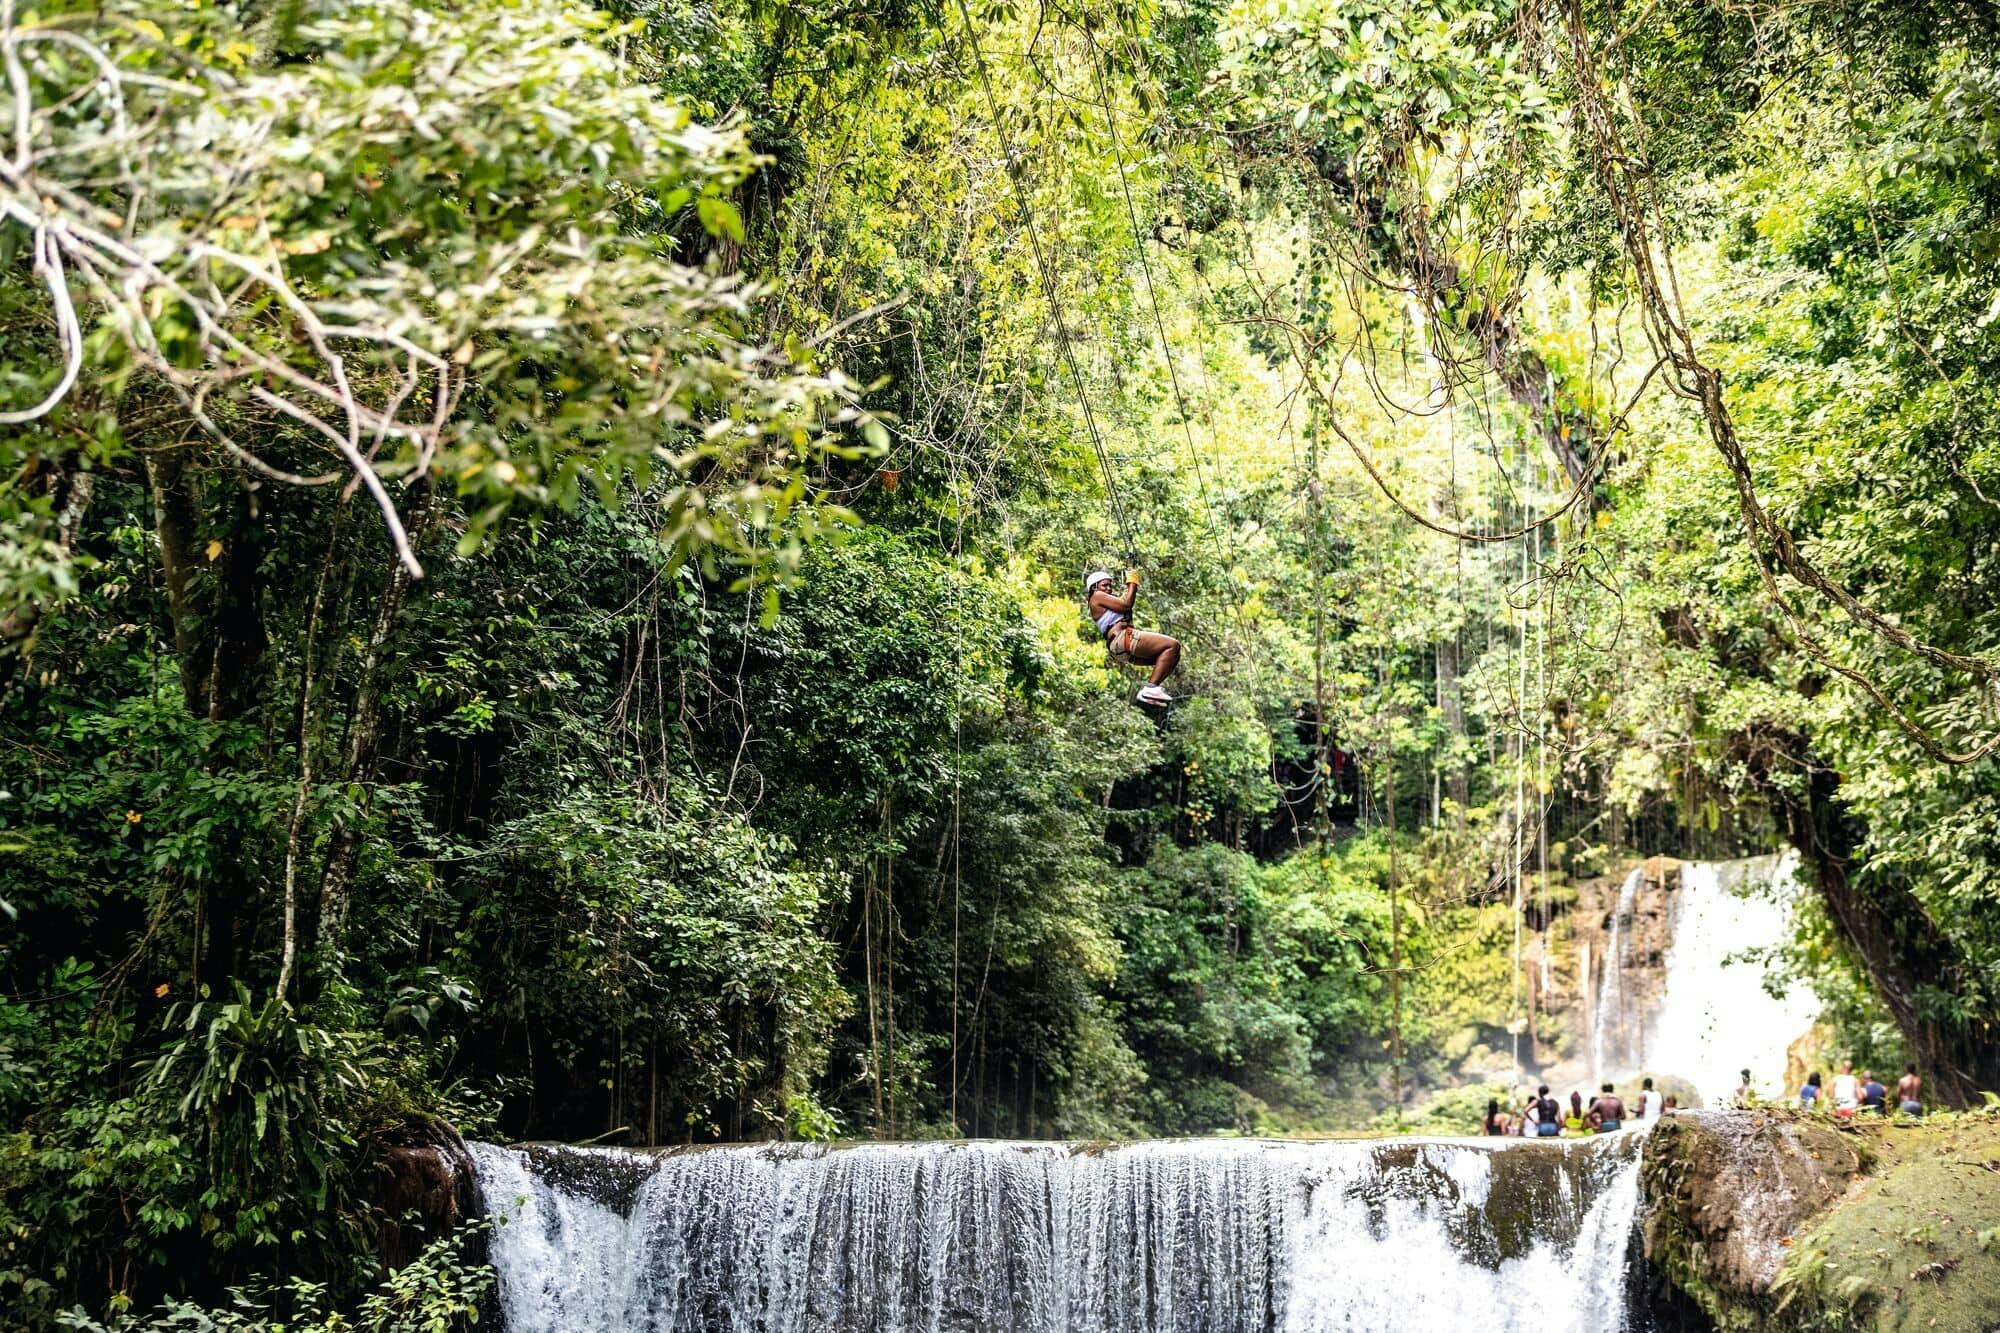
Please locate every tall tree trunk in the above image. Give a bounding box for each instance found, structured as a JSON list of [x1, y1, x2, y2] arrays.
[[313, 488, 439, 974], [144, 447, 205, 716], [144, 448, 274, 989], [1775, 763, 1999, 1106], [203, 485, 271, 989]]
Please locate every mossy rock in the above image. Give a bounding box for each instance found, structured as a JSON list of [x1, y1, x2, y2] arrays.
[[1643, 1109, 2000, 1331], [1641, 1110, 1865, 1328], [1770, 1113, 2000, 1331]]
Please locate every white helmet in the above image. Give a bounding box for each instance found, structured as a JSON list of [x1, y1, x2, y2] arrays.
[[1083, 569, 1114, 597]]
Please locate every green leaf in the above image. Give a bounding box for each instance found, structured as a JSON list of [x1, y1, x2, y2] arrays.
[[697, 195, 745, 243]]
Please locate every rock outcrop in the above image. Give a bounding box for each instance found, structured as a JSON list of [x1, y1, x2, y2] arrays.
[[379, 1122, 484, 1270], [1642, 1108, 2000, 1330], [1643, 1109, 1864, 1320]]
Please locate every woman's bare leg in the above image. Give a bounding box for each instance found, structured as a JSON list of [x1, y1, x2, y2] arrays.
[[1131, 631, 1180, 686]]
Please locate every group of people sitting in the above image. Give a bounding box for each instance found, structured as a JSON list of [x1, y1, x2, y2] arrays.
[[1483, 1078, 1671, 1137], [1798, 1060, 1922, 1118], [1480, 1061, 1924, 1134]]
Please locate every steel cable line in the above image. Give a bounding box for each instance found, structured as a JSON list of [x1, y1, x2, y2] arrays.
[[929, 0, 1138, 567]]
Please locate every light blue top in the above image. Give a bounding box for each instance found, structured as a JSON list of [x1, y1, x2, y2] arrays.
[[1094, 608, 1126, 635]]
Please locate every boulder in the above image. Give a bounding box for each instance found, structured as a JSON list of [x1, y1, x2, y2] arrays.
[[1641, 1110, 1863, 1325], [379, 1123, 483, 1270]]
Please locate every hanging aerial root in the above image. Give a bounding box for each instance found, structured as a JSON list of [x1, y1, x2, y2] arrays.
[[1229, 311, 1661, 546], [1557, 0, 2000, 765]]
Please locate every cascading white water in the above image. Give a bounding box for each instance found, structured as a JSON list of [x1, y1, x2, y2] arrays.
[[1589, 867, 1645, 1084], [1647, 852, 1819, 1106], [469, 1134, 1648, 1333]]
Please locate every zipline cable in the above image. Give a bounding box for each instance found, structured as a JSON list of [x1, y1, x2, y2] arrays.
[[938, 0, 1138, 567], [1085, 39, 1225, 564], [1085, 36, 1268, 662]]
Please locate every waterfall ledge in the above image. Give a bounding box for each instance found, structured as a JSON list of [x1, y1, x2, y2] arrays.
[[470, 1134, 1650, 1333]]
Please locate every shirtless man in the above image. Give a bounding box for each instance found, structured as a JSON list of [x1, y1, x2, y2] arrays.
[[1896, 1064, 1923, 1117], [1084, 569, 1181, 706], [1587, 1083, 1626, 1132]]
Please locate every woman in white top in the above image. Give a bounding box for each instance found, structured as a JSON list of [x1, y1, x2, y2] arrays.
[[1830, 1059, 1861, 1119]]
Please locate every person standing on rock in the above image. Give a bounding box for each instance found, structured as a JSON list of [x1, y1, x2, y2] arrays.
[[1831, 1060, 1860, 1119], [1799, 1070, 1822, 1112], [1861, 1070, 1887, 1115], [1896, 1065, 1923, 1117], [1638, 1077, 1663, 1121], [1483, 1098, 1512, 1136], [1733, 1068, 1754, 1106]]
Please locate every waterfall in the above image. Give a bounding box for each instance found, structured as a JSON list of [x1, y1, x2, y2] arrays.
[[469, 1133, 1648, 1333], [1647, 852, 1819, 1106], [1589, 867, 1644, 1083]]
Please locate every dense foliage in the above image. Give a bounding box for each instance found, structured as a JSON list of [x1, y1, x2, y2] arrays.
[[1, 0, 1994, 1320]]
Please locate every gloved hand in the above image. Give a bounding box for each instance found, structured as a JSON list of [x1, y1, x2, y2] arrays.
[[1125, 569, 1141, 586]]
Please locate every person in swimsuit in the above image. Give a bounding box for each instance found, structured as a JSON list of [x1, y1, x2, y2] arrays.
[[1587, 1083, 1625, 1132], [1528, 1080, 1560, 1128], [1483, 1098, 1511, 1136], [1084, 569, 1181, 706], [1896, 1064, 1923, 1117]]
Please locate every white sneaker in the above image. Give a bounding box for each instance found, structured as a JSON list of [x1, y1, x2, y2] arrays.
[[1136, 685, 1173, 706]]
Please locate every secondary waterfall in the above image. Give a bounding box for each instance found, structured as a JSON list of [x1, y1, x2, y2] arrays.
[[1647, 852, 1819, 1106], [469, 1133, 1648, 1333], [1589, 867, 1645, 1084]]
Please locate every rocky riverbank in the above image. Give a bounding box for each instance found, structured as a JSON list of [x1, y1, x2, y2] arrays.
[[1642, 1108, 2000, 1330]]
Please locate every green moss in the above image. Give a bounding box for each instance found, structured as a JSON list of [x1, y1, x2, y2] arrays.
[[1770, 1112, 2000, 1332]]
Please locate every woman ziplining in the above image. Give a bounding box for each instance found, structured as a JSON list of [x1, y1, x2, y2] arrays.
[[1084, 567, 1181, 707], [921, 0, 1200, 711]]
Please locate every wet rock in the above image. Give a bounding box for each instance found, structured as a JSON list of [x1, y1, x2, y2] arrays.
[[506, 1140, 659, 1212], [1640, 1110, 1863, 1323], [380, 1122, 483, 1270]]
